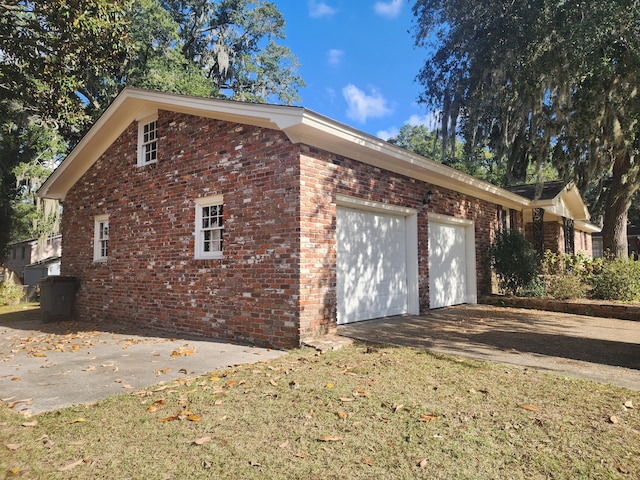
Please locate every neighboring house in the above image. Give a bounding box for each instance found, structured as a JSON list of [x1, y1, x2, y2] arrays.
[[506, 181, 600, 256], [592, 219, 640, 258], [37, 88, 597, 348], [3, 235, 62, 285]]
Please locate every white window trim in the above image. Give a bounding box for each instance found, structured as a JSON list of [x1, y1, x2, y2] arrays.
[[137, 113, 158, 167], [195, 194, 224, 260], [94, 214, 109, 262]]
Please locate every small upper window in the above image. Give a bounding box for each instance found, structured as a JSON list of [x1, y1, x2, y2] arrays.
[[137, 116, 158, 166], [94, 214, 109, 262], [195, 195, 224, 259]]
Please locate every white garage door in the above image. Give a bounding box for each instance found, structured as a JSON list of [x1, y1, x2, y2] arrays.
[[428, 220, 469, 309], [337, 207, 409, 324]]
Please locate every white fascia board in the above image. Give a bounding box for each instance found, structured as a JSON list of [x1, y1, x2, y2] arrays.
[[575, 220, 602, 233]]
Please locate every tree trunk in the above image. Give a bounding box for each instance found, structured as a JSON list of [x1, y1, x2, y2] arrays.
[[601, 149, 637, 258]]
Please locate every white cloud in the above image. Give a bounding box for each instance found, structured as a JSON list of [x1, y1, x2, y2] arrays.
[[376, 127, 399, 141], [376, 112, 440, 141], [309, 0, 337, 18], [374, 0, 403, 18], [407, 112, 439, 128], [327, 49, 344, 67], [342, 84, 392, 123]]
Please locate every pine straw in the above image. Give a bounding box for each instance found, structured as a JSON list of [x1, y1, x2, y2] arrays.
[[1, 344, 638, 479]]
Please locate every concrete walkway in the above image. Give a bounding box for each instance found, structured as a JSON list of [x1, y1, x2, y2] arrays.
[[0, 309, 284, 415], [338, 304, 640, 391]]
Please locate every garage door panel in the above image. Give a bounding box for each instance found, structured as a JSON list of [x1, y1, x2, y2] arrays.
[[429, 221, 468, 309], [337, 207, 408, 324]]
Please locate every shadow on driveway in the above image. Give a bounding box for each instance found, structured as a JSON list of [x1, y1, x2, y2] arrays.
[[338, 304, 640, 391], [0, 306, 285, 415]]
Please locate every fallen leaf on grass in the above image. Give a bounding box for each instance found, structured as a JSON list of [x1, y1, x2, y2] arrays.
[[187, 415, 202, 422], [69, 418, 86, 424], [519, 404, 539, 412], [624, 400, 634, 409], [58, 459, 83, 472], [194, 436, 211, 445], [278, 440, 289, 449], [609, 415, 619, 424], [318, 436, 342, 442], [337, 410, 348, 419], [419, 414, 439, 422], [159, 416, 179, 422], [5, 443, 21, 451], [249, 460, 261, 467], [21, 420, 38, 427], [362, 458, 374, 466], [417, 458, 428, 468], [353, 388, 370, 397]]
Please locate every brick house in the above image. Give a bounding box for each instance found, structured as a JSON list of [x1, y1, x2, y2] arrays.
[[38, 88, 596, 348]]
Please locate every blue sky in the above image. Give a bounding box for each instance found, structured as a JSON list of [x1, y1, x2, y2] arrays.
[[274, 1, 435, 140]]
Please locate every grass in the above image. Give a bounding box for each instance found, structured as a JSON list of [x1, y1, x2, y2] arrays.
[[1, 325, 638, 479]]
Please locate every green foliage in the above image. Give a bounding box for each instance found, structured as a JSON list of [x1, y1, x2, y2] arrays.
[[387, 124, 506, 185], [1, 0, 304, 255], [155, 0, 305, 104], [412, 0, 640, 256], [589, 257, 640, 302], [0, 281, 23, 306], [541, 251, 596, 278], [544, 275, 587, 301], [489, 230, 540, 295]]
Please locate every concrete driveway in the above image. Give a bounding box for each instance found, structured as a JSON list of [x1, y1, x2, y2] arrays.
[[339, 304, 640, 391], [0, 307, 284, 415]]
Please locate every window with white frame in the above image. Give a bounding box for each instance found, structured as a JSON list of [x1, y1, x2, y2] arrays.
[[94, 214, 109, 261], [195, 195, 224, 259], [137, 115, 158, 166]]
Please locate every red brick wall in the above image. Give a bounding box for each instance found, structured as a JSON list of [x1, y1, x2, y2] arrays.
[[63, 111, 302, 348], [295, 148, 500, 339], [62, 110, 502, 347]]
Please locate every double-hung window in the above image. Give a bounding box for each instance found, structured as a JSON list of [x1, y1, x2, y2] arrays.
[[195, 195, 224, 259], [137, 115, 158, 166], [94, 214, 109, 262]]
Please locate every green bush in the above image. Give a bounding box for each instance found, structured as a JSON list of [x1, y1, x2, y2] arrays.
[[589, 257, 640, 302], [518, 277, 547, 297], [0, 281, 24, 305], [544, 274, 588, 300], [541, 250, 594, 278], [489, 230, 541, 295]]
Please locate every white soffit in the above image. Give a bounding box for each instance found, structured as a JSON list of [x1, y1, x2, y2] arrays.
[[39, 87, 530, 209]]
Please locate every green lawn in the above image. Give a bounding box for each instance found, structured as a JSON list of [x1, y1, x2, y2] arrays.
[[1, 330, 638, 479]]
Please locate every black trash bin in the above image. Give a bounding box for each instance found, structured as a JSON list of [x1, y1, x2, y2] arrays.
[[39, 276, 78, 323]]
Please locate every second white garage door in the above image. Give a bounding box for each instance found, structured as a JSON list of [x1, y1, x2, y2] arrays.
[[428, 214, 477, 309], [337, 206, 410, 324]]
